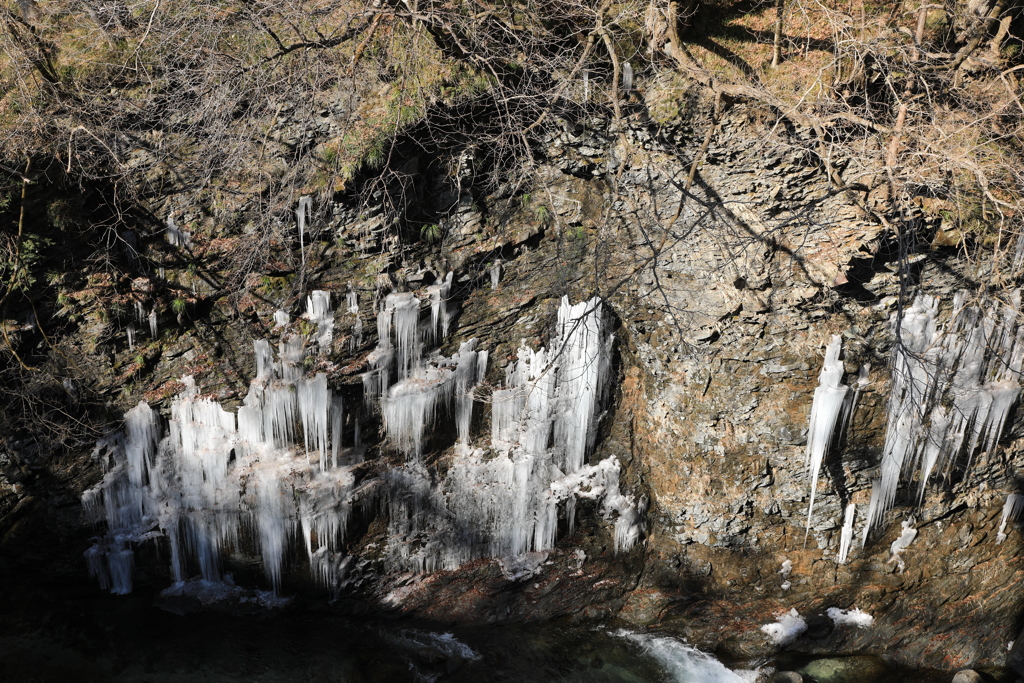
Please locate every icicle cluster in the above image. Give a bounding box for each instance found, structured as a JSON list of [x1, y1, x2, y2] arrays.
[[166, 215, 191, 248], [305, 290, 334, 349], [83, 338, 362, 595], [382, 296, 640, 573], [347, 286, 362, 350], [85, 286, 637, 595], [864, 292, 1024, 540]]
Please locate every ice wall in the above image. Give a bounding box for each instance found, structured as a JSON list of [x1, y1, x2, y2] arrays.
[[84, 290, 637, 596], [382, 296, 639, 573], [864, 292, 1024, 539], [83, 339, 355, 594]]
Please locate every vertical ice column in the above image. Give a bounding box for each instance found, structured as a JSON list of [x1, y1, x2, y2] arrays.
[[274, 310, 290, 328], [381, 366, 455, 460], [127, 324, 136, 350], [124, 401, 159, 491], [237, 383, 265, 453], [254, 339, 275, 380], [347, 285, 362, 350], [490, 262, 502, 289], [426, 272, 454, 342], [997, 493, 1024, 543], [165, 381, 240, 582], [279, 335, 305, 382], [296, 196, 312, 268], [263, 383, 297, 449], [149, 308, 158, 339], [305, 290, 334, 349], [553, 296, 610, 473], [838, 503, 855, 563], [298, 373, 330, 468], [387, 292, 421, 380], [255, 468, 289, 593], [166, 215, 191, 248], [866, 296, 941, 536], [804, 335, 850, 537], [453, 340, 485, 447]]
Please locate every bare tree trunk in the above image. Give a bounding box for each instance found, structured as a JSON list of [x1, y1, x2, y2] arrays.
[[771, 0, 785, 67]]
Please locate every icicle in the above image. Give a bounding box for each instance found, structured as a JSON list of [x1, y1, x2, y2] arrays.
[[622, 61, 633, 91], [127, 324, 136, 350], [255, 468, 289, 593], [426, 272, 454, 342], [330, 395, 344, 468], [804, 335, 850, 538], [263, 382, 296, 448], [348, 286, 362, 350], [148, 308, 158, 339], [381, 292, 420, 380], [552, 296, 609, 472], [490, 262, 502, 289], [997, 493, 1024, 543], [278, 336, 304, 382], [254, 339, 275, 380], [298, 373, 330, 468], [453, 340, 483, 447], [838, 503, 855, 564], [296, 196, 312, 268], [862, 479, 882, 548], [382, 365, 455, 460], [305, 290, 333, 349], [166, 215, 191, 248], [273, 310, 290, 328], [866, 292, 1024, 539]]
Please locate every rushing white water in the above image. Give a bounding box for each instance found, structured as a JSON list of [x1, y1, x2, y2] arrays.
[[617, 631, 756, 683]]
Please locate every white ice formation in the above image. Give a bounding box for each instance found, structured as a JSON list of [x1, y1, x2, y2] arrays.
[[165, 215, 191, 248], [888, 519, 917, 572], [84, 291, 639, 595], [305, 290, 334, 349], [826, 607, 874, 628], [804, 335, 850, 536], [347, 285, 362, 350], [760, 608, 807, 645], [296, 196, 311, 266], [381, 296, 640, 573], [837, 503, 855, 564], [83, 338, 357, 595], [863, 292, 1024, 539], [997, 493, 1024, 543]]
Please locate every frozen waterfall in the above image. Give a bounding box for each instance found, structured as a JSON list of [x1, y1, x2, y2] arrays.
[[83, 292, 640, 596], [864, 292, 1024, 539]]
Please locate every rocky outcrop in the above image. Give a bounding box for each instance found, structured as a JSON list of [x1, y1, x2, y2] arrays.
[[2, 70, 1023, 678]]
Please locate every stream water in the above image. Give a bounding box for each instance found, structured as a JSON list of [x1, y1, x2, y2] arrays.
[[0, 583, 955, 683]]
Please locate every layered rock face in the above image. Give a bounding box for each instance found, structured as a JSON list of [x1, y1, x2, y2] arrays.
[[2, 78, 1023, 676]]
